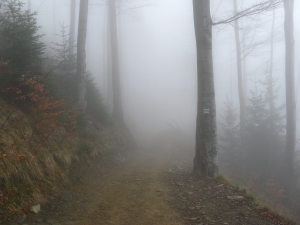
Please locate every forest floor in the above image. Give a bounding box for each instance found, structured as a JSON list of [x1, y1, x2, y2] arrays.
[[1, 146, 298, 225]]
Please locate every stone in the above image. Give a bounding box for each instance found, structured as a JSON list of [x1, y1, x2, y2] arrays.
[[30, 204, 41, 213]]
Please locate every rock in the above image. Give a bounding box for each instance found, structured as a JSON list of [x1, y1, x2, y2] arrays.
[[227, 196, 245, 200], [61, 191, 73, 201], [30, 204, 41, 213]]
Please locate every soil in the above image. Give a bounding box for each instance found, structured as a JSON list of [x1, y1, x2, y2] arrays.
[[1, 147, 297, 225]]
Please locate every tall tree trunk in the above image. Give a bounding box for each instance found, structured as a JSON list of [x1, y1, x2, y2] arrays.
[[242, 37, 247, 107], [102, 7, 108, 104], [284, 0, 295, 189], [268, 7, 276, 173], [69, 0, 76, 55], [269, 8, 275, 120], [76, 0, 89, 109], [28, 0, 31, 10], [109, 0, 123, 123], [233, 0, 246, 173], [53, 0, 57, 42], [106, 5, 113, 113], [192, 0, 218, 177]]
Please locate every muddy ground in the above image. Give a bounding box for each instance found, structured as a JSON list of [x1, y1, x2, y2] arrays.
[[1, 146, 297, 225]]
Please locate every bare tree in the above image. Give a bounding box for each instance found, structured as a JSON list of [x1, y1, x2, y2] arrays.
[[232, 0, 246, 168], [53, 0, 57, 42], [27, 0, 31, 10], [284, 0, 295, 189], [108, 0, 123, 123], [69, 0, 76, 55], [213, 0, 283, 26], [105, 4, 113, 113], [268, 7, 275, 121], [193, 0, 218, 177], [76, 0, 89, 109]]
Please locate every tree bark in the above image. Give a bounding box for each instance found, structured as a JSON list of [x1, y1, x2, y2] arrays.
[[233, 0, 246, 173], [109, 0, 123, 124], [69, 0, 76, 56], [192, 0, 218, 177], [53, 0, 57, 42], [284, 0, 295, 184], [106, 4, 113, 113], [28, 0, 31, 10], [76, 0, 89, 109], [269, 8, 275, 120]]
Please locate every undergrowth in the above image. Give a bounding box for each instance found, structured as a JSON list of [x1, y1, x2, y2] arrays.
[[216, 172, 300, 224]]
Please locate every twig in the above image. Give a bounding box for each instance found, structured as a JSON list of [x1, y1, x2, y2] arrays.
[[0, 108, 17, 131], [213, 0, 283, 26], [291, 199, 300, 209], [42, 59, 66, 80]]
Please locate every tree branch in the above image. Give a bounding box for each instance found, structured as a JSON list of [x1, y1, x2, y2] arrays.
[[212, 0, 283, 26]]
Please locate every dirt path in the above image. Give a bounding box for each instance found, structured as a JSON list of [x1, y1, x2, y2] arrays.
[[5, 147, 296, 225], [19, 149, 184, 225]]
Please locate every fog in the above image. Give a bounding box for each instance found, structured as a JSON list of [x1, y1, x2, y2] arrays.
[[26, 0, 300, 148], [3, 0, 297, 218]]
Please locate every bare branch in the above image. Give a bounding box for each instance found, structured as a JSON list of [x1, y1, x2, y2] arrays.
[[212, 0, 283, 26]]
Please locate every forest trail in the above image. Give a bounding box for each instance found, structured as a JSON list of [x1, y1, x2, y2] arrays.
[[19, 147, 184, 225], [10, 146, 296, 225]]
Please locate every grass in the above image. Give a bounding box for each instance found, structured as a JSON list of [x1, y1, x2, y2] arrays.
[[0, 98, 132, 215], [216, 172, 300, 224]]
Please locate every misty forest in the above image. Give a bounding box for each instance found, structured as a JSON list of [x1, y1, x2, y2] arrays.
[[0, 0, 300, 224]]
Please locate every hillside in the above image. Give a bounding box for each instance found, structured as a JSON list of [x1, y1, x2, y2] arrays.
[[0, 98, 133, 219], [0, 145, 297, 225]]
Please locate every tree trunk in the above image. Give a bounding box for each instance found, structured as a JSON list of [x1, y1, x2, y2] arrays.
[[76, 0, 89, 109], [109, 0, 123, 124], [267, 7, 276, 173], [106, 4, 113, 113], [269, 8, 275, 120], [233, 0, 246, 173], [53, 0, 57, 42], [69, 0, 76, 56], [242, 37, 247, 107], [284, 0, 295, 188], [192, 0, 218, 177], [28, 0, 31, 10]]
